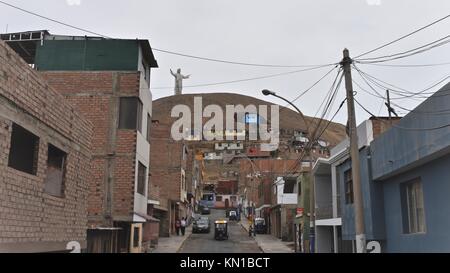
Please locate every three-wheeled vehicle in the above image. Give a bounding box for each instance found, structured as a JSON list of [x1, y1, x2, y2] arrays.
[[254, 218, 267, 234], [214, 220, 229, 240]]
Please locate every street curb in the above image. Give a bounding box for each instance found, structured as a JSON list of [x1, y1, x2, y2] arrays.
[[176, 228, 193, 253], [239, 222, 265, 253]]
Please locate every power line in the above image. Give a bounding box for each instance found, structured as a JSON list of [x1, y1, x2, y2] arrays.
[[0, 0, 337, 69], [356, 34, 450, 62], [358, 62, 450, 68], [0, 0, 112, 38], [152, 48, 338, 68], [352, 70, 450, 116], [355, 37, 450, 64], [315, 98, 347, 143], [287, 68, 344, 172], [355, 13, 450, 58], [355, 66, 450, 99], [354, 97, 450, 131], [151, 65, 332, 89], [290, 65, 340, 104], [283, 73, 345, 175]]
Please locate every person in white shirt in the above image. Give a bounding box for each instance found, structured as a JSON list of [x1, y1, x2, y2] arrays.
[[180, 217, 187, 236]]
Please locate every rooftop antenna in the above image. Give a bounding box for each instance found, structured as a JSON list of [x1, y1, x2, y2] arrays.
[[5, 24, 8, 33]]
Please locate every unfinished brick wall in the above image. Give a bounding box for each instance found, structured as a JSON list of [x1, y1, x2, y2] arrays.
[[150, 122, 183, 209], [371, 117, 402, 139], [40, 71, 141, 225], [0, 40, 92, 252]]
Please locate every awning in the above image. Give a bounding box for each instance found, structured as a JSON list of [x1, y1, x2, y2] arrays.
[[153, 205, 169, 212], [88, 227, 122, 231], [148, 199, 160, 205], [135, 213, 160, 222]]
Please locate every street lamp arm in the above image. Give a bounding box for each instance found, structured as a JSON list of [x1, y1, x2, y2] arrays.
[[262, 90, 311, 136]]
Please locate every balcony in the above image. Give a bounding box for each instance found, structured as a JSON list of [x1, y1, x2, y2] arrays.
[[315, 201, 333, 220]]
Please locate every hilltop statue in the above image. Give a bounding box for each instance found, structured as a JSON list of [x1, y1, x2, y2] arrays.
[[170, 68, 190, 95]]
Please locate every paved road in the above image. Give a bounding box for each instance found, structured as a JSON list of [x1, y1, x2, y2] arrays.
[[179, 209, 262, 253]]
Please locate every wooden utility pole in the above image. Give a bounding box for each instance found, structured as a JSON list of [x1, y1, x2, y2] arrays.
[[308, 152, 315, 253], [341, 49, 366, 253], [386, 90, 392, 121]]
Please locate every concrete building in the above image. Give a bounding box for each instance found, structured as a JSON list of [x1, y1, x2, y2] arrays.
[[271, 176, 298, 241], [0, 39, 92, 252], [311, 118, 399, 253], [1, 30, 159, 253], [370, 82, 450, 252]]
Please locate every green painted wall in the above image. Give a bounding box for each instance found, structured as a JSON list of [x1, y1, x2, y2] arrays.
[[297, 174, 310, 238], [35, 39, 139, 71]]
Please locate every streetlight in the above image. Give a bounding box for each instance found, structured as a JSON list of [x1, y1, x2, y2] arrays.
[[261, 89, 316, 253], [262, 90, 310, 128]]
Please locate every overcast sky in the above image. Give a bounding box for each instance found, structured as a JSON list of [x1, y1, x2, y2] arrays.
[[1, 0, 450, 125]]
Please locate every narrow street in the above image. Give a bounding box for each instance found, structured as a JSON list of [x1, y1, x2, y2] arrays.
[[179, 209, 262, 253]]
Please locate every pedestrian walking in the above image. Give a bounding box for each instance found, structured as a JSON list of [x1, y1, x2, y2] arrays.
[[175, 218, 181, 236], [181, 217, 187, 236]]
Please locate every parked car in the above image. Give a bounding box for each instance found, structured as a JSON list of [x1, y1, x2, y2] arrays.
[[228, 210, 238, 221], [193, 218, 211, 233], [201, 206, 211, 215], [254, 218, 267, 234]]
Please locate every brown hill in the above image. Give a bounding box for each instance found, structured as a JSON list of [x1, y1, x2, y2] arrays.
[[152, 93, 346, 146]]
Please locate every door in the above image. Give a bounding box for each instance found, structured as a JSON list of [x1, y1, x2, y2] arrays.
[[129, 224, 142, 253]]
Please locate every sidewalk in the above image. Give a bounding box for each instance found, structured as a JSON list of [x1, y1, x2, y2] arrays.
[[151, 226, 192, 253], [240, 217, 295, 253]]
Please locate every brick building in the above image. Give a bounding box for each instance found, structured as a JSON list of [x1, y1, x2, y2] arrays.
[[239, 159, 306, 241], [1, 30, 159, 253], [150, 121, 191, 237], [0, 40, 92, 252]]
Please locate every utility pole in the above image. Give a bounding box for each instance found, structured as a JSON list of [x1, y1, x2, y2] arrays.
[[385, 90, 398, 124], [341, 49, 366, 253], [386, 90, 392, 121], [308, 152, 315, 253]]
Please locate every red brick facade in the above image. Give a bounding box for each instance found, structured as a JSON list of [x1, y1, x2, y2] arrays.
[[150, 121, 189, 236], [40, 71, 141, 225], [0, 40, 92, 252]]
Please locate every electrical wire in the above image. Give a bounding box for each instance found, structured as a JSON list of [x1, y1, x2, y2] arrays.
[[358, 62, 450, 68], [356, 34, 450, 62], [286, 72, 345, 173], [151, 48, 338, 68], [352, 71, 450, 116], [354, 98, 450, 131], [355, 65, 450, 99], [151, 65, 332, 90], [355, 13, 450, 59], [355, 38, 450, 64], [0, 0, 338, 69], [290, 65, 340, 104]]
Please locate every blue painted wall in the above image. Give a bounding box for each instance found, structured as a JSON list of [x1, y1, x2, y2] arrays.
[[338, 147, 386, 241], [371, 83, 450, 180], [382, 153, 450, 252]]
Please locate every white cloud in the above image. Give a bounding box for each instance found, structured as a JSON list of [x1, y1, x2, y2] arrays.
[[66, 0, 82, 6], [366, 0, 382, 6]]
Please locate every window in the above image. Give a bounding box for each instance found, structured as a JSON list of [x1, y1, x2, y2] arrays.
[[181, 173, 186, 190], [119, 97, 143, 132], [401, 178, 426, 234], [44, 144, 67, 197], [182, 145, 187, 161], [142, 61, 151, 88], [147, 114, 151, 140], [344, 169, 354, 204], [216, 196, 223, 202], [284, 179, 296, 194], [137, 162, 146, 196], [8, 123, 39, 175], [133, 226, 140, 248]]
